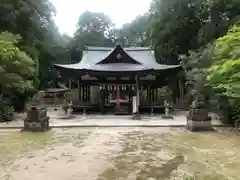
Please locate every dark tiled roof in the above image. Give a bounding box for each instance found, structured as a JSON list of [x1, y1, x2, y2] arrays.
[[54, 45, 180, 72]]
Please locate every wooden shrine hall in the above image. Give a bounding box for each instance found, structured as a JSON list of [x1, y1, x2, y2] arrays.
[[54, 45, 181, 118]]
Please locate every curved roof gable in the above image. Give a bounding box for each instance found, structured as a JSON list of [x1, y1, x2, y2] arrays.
[[97, 45, 141, 65]]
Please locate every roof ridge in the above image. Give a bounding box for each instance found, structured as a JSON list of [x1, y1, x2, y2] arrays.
[[85, 46, 152, 51]]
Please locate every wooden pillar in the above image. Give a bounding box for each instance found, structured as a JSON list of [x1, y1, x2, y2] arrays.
[[83, 85, 86, 103], [82, 85, 84, 102], [149, 86, 152, 104], [69, 79, 72, 89], [147, 86, 151, 104], [105, 85, 108, 104], [87, 85, 90, 102], [79, 85, 82, 102], [155, 88, 158, 102], [81, 85, 83, 102], [100, 86, 105, 114], [78, 81, 80, 101], [179, 79, 184, 102], [151, 86, 155, 102]]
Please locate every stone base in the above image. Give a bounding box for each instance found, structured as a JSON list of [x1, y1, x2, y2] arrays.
[[186, 120, 213, 131], [23, 117, 50, 132], [162, 115, 174, 119], [59, 115, 76, 120], [132, 113, 142, 120]]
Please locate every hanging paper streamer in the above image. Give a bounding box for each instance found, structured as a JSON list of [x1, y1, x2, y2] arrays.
[[132, 96, 137, 113]]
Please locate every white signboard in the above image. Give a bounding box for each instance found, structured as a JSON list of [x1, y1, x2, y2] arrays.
[[132, 96, 137, 113]]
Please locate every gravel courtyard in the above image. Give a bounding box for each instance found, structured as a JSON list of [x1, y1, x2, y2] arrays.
[[0, 127, 240, 180]]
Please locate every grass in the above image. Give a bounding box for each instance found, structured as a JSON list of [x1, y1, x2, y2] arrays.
[[98, 128, 240, 180]]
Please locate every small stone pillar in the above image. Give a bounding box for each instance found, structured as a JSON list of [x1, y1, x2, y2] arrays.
[[162, 100, 173, 119], [67, 101, 73, 116]]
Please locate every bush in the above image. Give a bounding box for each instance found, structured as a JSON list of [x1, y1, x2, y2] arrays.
[[219, 99, 240, 126], [0, 98, 14, 122]]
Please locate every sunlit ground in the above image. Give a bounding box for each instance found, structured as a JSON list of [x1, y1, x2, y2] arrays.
[[0, 128, 240, 180]]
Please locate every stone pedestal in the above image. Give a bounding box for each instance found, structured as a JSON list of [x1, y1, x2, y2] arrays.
[[23, 107, 50, 132], [186, 108, 212, 131], [132, 112, 142, 120]]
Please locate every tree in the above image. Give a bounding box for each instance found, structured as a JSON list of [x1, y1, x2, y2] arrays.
[[198, 0, 240, 45], [0, 0, 69, 88], [70, 11, 115, 62], [117, 14, 150, 47], [207, 23, 240, 98], [0, 32, 36, 119], [149, 0, 240, 65], [180, 44, 214, 106], [74, 11, 114, 46], [206, 23, 240, 125], [0, 32, 35, 91]]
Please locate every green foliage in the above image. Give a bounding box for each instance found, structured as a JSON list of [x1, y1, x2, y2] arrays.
[[149, 0, 202, 64], [207, 24, 240, 98], [0, 0, 71, 88], [117, 14, 150, 47], [0, 32, 35, 91], [149, 0, 240, 64], [74, 11, 114, 46], [70, 11, 115, 62], [0, 0, 72, 115], [206, 24, 240, 125]]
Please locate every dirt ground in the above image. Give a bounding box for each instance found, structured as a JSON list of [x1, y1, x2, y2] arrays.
[[0, 127, 240, 180]]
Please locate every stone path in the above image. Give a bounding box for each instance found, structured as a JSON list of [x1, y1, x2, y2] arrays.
[[0, 111, 223, 129]]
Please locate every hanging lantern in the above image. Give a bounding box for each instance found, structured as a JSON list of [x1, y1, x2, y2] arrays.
[[102, 85, 105, 90], [114, 85, 117, 91], [100, 85, 102, 90], [132, 85, 135, 91]]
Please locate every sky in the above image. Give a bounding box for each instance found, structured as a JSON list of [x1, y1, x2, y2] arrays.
[[50, 0, 152, 35]]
